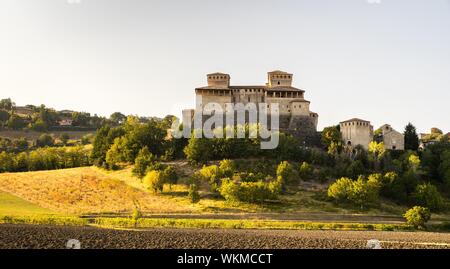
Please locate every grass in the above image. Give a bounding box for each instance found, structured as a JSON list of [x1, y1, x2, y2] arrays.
[[0, 215, 415, 231], [0, 191, 56, 216], [0, 167, 195, 215], [0, 163, 445, 225], [93, 217, 414, 231]]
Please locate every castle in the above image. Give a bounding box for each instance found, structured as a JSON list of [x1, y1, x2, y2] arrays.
[[340, 118, 405, 150], [183, 70, 319, 143]]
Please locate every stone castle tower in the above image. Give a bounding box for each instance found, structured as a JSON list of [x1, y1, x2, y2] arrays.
[[184, 70, 319, 144]]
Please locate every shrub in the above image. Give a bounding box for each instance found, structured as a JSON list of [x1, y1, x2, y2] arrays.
[[162, 166, 178, 188], [219, 178, 281, 203], [351, 176, 380, 208], [327, 177, 353, 202], [143, 170, 165, 193], [219, 159, 235, 178], [403, 206, 431, 229], [195, 165, 221, 192], [346, 160, 365, 179], [35, 134, 54, 147], [81, 134, 94, 145], [60, 133, 70, 145], [132, 147, 156, 179], [276, 161, 298, 187], [184, 136, 212, 164], [298, 162, 313, 180], [413, 183, 443, 211], [327, 176, 381, 209], [131, 207, 142, 223], [188, 184, 200, 203]]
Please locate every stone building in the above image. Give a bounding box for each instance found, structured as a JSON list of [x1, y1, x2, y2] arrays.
[[378, 124, 404, 150], [339, 118, 374, 150], [183, 70, 319, 144]]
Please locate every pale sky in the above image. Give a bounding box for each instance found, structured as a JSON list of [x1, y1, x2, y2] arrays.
[[1, 0, 449, 133]]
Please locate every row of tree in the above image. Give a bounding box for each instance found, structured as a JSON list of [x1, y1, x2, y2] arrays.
[[0, 146, 92, 173], [0, 98, 135, 131]]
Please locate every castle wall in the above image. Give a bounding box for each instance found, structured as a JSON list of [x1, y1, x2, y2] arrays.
[[340, 122, 373, 149], [383, 130, 405, 150]]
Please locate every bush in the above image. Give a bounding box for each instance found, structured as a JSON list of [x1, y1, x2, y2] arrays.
[[403, 206, 431, 229], [60, 133, 70, 145], [298, 162, 313, 181], [413, 183, 443, 211], [219, 159, 235, 178], [276, 161, 298, 188], [346, 160, 365, 179], [188, 184, 200, 203], [162, 166, 178, 188], [81, 134, 94, 145], [219, 178, 281, 203], [184, 136, 212, 164], [327, 175, 381, 209], [35, 134, 54, 147], [143, 170, 165, 193], [195, 165, 221, 192], [327, 177, 354, 202], [132, 147, 156, 179]]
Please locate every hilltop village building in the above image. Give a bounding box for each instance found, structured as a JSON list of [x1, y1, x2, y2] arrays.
[[183, 70, 320, 143], [340, 118, 404, 150]]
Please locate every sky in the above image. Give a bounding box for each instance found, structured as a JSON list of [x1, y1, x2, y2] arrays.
[[0, 0, 449, 133]]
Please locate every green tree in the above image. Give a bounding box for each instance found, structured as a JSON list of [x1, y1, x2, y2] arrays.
[[413, 183, 443, 211], [143, 170, 165, 193], [195, 164, 221, 192], [7, 114, 25, 130], [404, 123, 419, 151], [218, 159, 236, 178], [91, 125, 125, 166], [276, 161, 298, 187], [184, 135, 213, 164], [299, 162, 313, 181], [60, 134, 70, 146], [321, 126, 342, 153], [403, 206, 431, 229], [35, 134, 54, 147], [0, 98, 14, 111], [109, 112, 127, 125], [131, 207, 142, 228], [132, 147, 156, 179], [0, 110, 10, 125], [162, 166, 178, 189], [188, 183, 200, 203]]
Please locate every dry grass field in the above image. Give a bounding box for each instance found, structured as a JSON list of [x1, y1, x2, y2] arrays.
[[0, 167, 196, 215]]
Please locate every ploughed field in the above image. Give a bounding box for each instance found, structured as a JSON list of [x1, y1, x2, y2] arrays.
[[1, 224, 450, 249]]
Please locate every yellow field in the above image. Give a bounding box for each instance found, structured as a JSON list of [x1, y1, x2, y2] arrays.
[[0, 167, 196, 215]]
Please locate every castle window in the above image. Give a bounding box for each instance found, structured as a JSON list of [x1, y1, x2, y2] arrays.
[[277, 81, 280, 85], [248, 97, 251, 102]]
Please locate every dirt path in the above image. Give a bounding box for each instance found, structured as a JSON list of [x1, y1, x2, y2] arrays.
[[1, 224, 450, 249]]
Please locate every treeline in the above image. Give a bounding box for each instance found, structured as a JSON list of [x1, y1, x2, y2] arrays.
[[0, 133, 94, 154], [91, 115, 186, 169], [0, 146, 92, 173], [0, 98, 136, 131]]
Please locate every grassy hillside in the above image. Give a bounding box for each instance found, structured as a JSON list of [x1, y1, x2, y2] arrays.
[[0, 191, 55, 216], [0, 163, 413, 220], [0, 167, 195, 215]]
